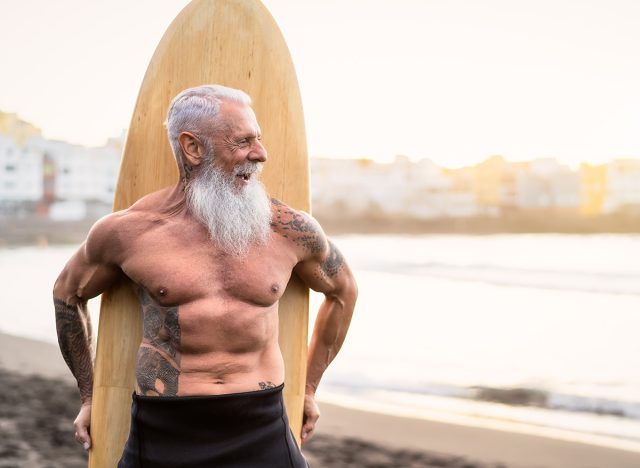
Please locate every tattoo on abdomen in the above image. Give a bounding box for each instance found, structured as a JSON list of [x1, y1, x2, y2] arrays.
[[136, 347, 180, 396], [54, 299, 93, 401], [259, 381, 276, 390], [322, 241, 345, 277], [137, 289, 181, 396]]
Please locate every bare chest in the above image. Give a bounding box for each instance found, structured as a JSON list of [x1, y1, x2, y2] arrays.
[[120, 230, 297, 308]]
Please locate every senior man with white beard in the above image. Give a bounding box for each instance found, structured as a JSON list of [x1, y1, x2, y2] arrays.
[[53, 85, 357, 467]]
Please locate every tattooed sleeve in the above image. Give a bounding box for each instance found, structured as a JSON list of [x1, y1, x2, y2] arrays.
[[136, 289, 181, 396], [271, 199, 345, 278], [271, 199, 325, 253], [322, 240, 345, 278], [54, 298, 94, 402]]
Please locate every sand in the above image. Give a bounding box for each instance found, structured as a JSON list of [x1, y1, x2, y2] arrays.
[[1, 331, 639, 468]]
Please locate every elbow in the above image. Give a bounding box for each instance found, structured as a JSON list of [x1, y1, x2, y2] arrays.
[[53, 272, 66, 301], [343, 273, 358, 306], [53, 271, 77, 305], [326, 274, 358, 314]]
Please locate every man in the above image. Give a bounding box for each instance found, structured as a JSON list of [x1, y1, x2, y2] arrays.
[[53, 84, 357, 467]]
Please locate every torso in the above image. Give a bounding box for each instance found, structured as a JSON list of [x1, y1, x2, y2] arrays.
[[105, 187, 305, 396]]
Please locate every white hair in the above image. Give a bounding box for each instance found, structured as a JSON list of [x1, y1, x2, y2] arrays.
[[164, 84, 252, 178], [185, 150, 271, 256]]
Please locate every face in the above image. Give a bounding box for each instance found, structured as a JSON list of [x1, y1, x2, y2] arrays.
[[209, 101, 267, 188]]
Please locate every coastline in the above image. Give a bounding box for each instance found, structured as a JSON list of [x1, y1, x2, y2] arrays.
[[1, 331, 640, 467], [2, 212, 640, 248]]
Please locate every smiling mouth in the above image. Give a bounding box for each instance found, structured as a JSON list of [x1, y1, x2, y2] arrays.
[[233, 162, 262, 182]]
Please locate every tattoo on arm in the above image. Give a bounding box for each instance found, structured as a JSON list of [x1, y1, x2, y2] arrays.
[[322, 241, 345, 277], [271, 200, 345, 277], [270, 200, 324, 253], [136, 289, 181, 396], [54, 298, 93, 402]]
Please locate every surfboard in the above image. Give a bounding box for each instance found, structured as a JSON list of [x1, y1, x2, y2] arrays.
[[89, 1, 310, 466]]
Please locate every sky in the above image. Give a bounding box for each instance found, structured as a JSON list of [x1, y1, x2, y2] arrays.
[[1, 0, 639, 168]]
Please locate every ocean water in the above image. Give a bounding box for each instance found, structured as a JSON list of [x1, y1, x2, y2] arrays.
[[2, 234, 639, 450], [309, 234, 640, 451]]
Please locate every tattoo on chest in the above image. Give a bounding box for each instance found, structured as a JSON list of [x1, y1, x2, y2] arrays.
[[136, 289, 181, 396], [322, 241, 345, 277]]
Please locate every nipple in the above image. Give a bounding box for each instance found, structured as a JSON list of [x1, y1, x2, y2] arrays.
[[158, 288, 167, 296], [271, 284, 280, 294]]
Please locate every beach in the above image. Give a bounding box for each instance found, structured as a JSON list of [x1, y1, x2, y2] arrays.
[[2, 331, 639, 468]]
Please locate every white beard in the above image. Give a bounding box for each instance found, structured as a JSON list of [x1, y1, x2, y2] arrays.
[[185, 159, 272, 256]]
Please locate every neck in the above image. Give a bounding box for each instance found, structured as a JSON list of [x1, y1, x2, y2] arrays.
[[156, 183, 188, 218]]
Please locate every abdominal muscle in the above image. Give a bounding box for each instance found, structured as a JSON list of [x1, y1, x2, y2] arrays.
[[134, 294, 285, 397], [177, 343, 285, 395]]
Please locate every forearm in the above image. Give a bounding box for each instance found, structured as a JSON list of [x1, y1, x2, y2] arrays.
[[305, 290, 355, 395], [54, 298, 94, 403]]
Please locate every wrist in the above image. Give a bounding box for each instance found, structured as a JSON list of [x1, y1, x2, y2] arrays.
[[305, 383, 317, 396]]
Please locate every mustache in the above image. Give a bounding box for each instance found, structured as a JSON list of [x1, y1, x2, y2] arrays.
[[233, 162, 263, 177]]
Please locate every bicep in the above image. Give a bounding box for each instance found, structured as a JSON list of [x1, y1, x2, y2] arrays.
[[295, 239, 352, 296]]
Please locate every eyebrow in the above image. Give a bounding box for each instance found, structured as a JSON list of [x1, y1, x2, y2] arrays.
[[237, 130, 261, 140]]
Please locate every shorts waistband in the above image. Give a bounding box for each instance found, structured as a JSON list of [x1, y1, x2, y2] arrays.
[[133, 382, 284, 402]]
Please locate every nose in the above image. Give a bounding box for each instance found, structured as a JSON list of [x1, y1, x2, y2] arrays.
[[249, 140, 268, 163]]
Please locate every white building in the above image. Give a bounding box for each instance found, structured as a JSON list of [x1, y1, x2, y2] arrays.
[[604, 159, 640, 213], [516, 158, 580, 209], [26, 136, 120, 203], [311, 156, 477, 219], [0, 134, 43, 202]]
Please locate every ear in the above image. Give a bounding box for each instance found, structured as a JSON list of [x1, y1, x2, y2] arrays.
[[178, 132, 206, 167]]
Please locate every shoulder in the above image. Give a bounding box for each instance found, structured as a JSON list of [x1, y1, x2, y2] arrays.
[[271, 199, 351, 291], [270, 198, 328, 259], [85, 192, 167, 264], [83, 211, 129, 265]]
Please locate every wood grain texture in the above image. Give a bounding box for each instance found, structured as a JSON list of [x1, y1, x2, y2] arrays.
[[89, 1, 309, 466]]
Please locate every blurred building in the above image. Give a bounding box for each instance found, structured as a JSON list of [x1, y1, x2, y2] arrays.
[[580, 163, 607, 216], [516, 158, 580, 209], [0, 135, 43, 212], [311, 156, 477, 219], [0, 112, 41, 144], [0, 113, 121, 219], [471, 156, 527, 215], [26, 137, 120, 204], [603, 159, 640, 215]]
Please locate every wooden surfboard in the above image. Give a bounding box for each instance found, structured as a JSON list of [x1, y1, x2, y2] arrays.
[[89, 1, 310, 466]]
